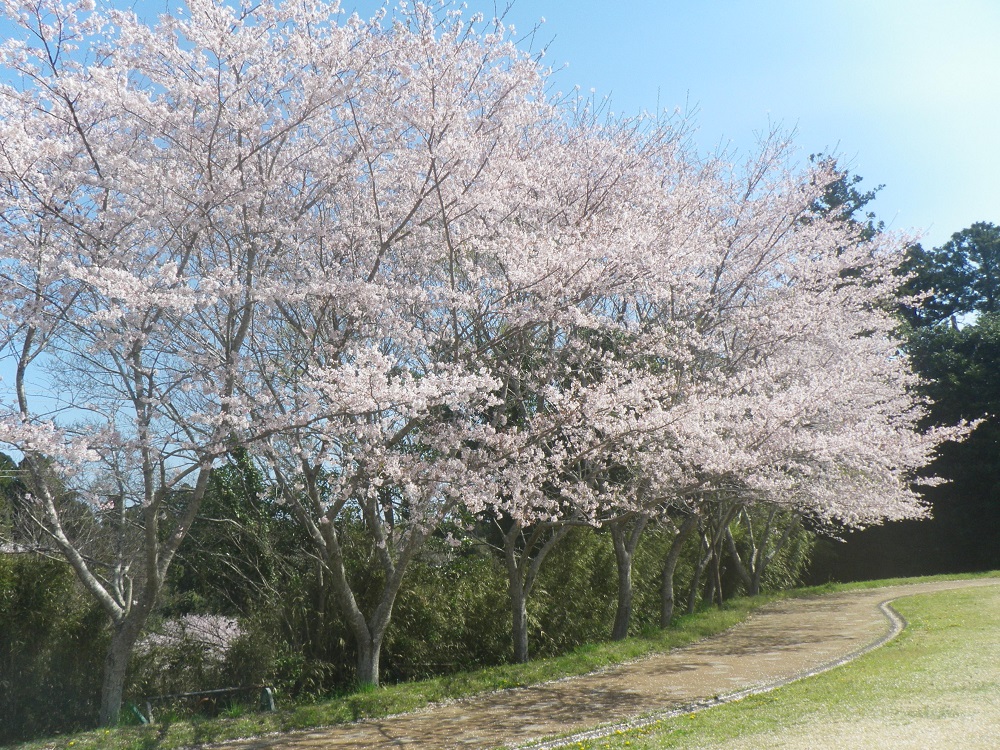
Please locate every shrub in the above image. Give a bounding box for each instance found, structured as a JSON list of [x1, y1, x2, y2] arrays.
[[0, 554, 106, 743]]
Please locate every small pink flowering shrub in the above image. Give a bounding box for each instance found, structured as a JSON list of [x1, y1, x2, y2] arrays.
[[140, 615, 243, 662], [133, 615, 245, 697]]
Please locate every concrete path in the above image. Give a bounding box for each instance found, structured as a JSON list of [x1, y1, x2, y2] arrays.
[[223, 578, 1000, 750]]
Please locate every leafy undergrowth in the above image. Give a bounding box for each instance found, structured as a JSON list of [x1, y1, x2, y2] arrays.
[[8, 572, 996, 750], [577, 572, 1000, 749]]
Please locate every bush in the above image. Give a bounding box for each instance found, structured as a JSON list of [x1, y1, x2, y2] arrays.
[[384, 551, 509, 681], [0, 554, 106, 744], [131, 615, 244, 699]]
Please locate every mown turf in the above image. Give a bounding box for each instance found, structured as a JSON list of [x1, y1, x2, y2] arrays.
[[576, 579, 1000, 749]]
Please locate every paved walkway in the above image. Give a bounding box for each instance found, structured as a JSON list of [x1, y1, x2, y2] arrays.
[[224, 578, 999, 750]]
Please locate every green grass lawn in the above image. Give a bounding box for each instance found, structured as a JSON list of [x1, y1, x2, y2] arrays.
[[576, 582, 1000, 749], [8, 572, 996, 750]]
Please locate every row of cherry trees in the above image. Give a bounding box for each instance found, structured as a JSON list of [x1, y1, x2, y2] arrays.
[[0, 0, 957, 726]]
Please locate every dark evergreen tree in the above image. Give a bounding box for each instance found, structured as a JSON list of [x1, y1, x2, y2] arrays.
[[810, 154, 884, 242], [897, 222, 1000, 327]]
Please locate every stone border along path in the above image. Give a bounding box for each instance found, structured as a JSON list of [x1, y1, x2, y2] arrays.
[[221, 578, 1000, 750]]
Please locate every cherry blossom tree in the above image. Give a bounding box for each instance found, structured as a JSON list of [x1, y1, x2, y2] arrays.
[[227, 4, 568, 683], [453, 105, 715, 659], [0, 0, 398, 721], [655, 145, 966, 608], [585, 140, 966, 628]]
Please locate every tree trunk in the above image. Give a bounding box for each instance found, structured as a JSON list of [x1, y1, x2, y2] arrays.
[[313, 520, 383, 686], [687, 530, 712, 615], [753, 511, 802, 597], [504, 524, 531, 663], [726, 507, 801, 598], [501, 521, 569, 664], [660, 514, 698, 628], [704, 556, 717, 607], [510, 579, 530, 664], [99, 621, 142, 726], [726, 527, 754, 595], [100, 641, 129, 726], [710, 546, 724, 607], [700, 501, 739, 608], [610, 514, 648, 641], [307, 494, 424, 689], [611, 529, 633, 641], [355, 637, 381, 686]]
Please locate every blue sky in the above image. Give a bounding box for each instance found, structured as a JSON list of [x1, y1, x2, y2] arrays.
[[341, 0, 1000, 250], [3, 0, 999, 248]]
